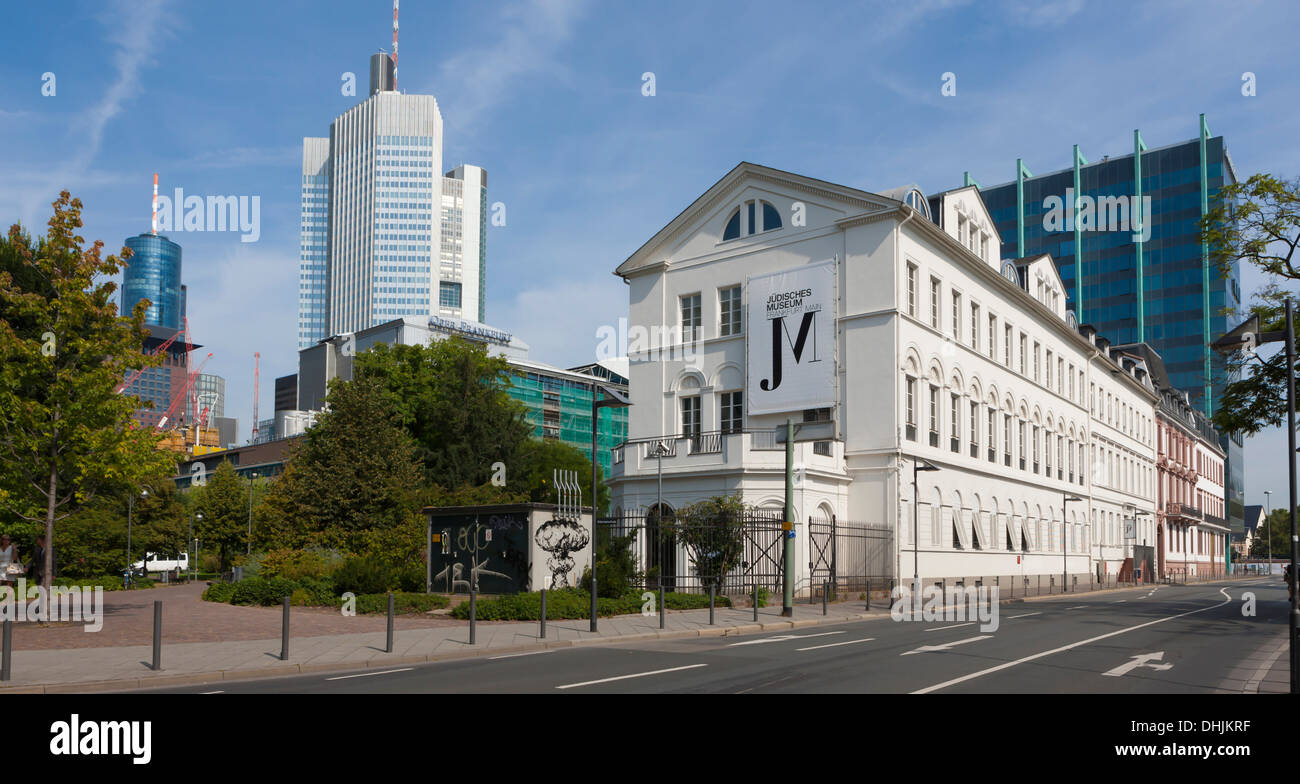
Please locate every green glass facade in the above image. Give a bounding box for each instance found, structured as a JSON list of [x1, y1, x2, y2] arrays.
[[506, 369, 628, 483]]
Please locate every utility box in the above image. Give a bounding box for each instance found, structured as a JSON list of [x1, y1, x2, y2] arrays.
[[422, 503, 594, 594]]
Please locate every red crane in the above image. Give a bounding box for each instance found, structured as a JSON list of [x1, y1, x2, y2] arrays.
[[157, 351, 212, 430], [116, 328, 180, 394]]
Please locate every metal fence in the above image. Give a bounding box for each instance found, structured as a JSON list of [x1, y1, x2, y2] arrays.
[[807, 516, 893, 594], [595, 509, 785, 596]]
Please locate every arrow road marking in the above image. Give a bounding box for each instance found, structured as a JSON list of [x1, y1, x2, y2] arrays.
[[1102, 651, 1173, 678], [901, 635, 992, 656]]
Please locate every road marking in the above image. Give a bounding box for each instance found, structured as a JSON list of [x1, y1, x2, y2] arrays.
[[901, 635, 991, 656], [555, 664, 707, 690], [1007, 612, 1041, 619], [1103, 651, 1173, 678], [489, 650, 555, 660], [727, 631, 844, 647], [923, 622, 975, 632], [796, 637, 875, 651], [199, 690, 224, 694], [912, 588, 1232, 694], [1067, 605, 1087, 609], [325, 668, 414, 681], [1113, 600, 1127, 603]]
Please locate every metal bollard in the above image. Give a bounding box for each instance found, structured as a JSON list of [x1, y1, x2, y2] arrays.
[[386, 592, 394, 654], [866, 579, 871, 611], [0, 620, 9, 681], [540, 589, 547, 639], [151, 600, 162, 671], [280, 596, 290, 661], [753, 583, 759, 622], [469, 583, 477, 645], [708, 584, 715, 625], [589, 575, 598, 633], [822, 582, 828, 616], [659, 585, 665, 630]]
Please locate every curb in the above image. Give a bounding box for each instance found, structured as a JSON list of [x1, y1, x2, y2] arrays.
[[0, 609, 893, 693]]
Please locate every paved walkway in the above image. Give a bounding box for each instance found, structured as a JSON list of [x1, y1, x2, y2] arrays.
[[0, 598, 892, 692]]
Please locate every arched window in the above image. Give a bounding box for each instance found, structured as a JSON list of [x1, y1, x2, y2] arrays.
[[722, 199, 782, 241], [762, 201, 782, 231], [723, 209, 741, 241]]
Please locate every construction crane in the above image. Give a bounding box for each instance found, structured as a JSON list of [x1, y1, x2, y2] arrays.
[[116, 328, 181, 394], [157, 351, 212, 430]]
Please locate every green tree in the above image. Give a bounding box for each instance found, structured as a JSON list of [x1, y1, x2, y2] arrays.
[[1201, 173, 1300, 435], [515, 439, 609, 512], [132, 481, 188, 561], [194, 462, 251, 570], [0, 192, 177, 592], [257, 374, 422, 555], [353, 338, 533, 487], [1250, 507, 1296, 559], [666, 495, 751, 589]]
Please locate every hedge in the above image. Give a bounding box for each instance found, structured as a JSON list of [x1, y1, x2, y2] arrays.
[[449, 588, 732, 621]]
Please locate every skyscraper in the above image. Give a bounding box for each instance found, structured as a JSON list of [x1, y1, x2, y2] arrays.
[[122, 232, 183, 329], [966, 115, 1244, 533], [297, 52, 487, 349]]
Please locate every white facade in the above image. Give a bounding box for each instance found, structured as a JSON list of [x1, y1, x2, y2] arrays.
[[609, 163, 1159, 591], [298, 57, 488, 348]]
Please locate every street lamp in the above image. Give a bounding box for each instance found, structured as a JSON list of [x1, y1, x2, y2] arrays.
[[1063, 494, 1082, 593], [126, 488, 148, 587], [190, 512, 202, 583], [246, 471, 258, 555], [590, 384, 632, 520], [1264, 490, 1273, 575], [911, 458, 941, 603], [1214, 302, 1298, 693]]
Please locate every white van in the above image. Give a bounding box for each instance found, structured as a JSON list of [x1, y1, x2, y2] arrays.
[[130, 552, 190, 573]]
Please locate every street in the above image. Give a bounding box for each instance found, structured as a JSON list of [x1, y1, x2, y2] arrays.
[[138, 577, 1286, 694]]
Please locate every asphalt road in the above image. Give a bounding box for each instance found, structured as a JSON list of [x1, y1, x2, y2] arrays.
[[139, 577, 1287, 694]]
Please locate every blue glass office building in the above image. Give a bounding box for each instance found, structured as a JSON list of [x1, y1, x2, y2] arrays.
[[122, 233, 184, 330], [967, 116, 1244, 533]]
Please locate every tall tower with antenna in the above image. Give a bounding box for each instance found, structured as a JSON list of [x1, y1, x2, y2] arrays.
[[392, 0, 399, 88]]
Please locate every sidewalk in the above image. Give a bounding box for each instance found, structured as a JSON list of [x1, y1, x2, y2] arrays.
[[0, 600, 893, 693]]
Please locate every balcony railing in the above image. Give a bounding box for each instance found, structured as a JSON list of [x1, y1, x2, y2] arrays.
[[1166, 502, 1203, 520], [687, 432, 723, 455]]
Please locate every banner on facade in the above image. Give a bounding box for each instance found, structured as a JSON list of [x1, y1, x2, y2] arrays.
[[746, 260, 835, 416]]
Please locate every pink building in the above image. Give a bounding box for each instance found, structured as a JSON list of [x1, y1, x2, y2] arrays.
[[1155, 387, 1227, 579]]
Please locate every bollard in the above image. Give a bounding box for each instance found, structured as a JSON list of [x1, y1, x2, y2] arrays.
[[753, 583, 759, 622], [708, 584, 715, 625], [280, 596, 290, 661], [866, 579, 871, 611], [386, 592, 394, 654], [469, 583, 477, 645], [589, 574, 598, 633], [151, 600, 162, 671], [540, 589, 547, 639], [822, 582, 828, 616], [659, 585, 665, 630], [0, 620, 9, 681]]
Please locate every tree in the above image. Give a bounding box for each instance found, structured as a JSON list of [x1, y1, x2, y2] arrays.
[[666, 495, 752, 589], [352, 338, 533, 487], [194, 462, 250, 571], [0, 193, 177, 593], [515, 439, 609, 512], [1250, 507, 1296, 559], [256, 374, 422, 555], [1201, 173, 1300, 435], [132, 481, 188, 561]]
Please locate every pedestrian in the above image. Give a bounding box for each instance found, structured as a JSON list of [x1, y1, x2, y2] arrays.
[[29, 534, 55, 586], [0, 535, 18, 586]]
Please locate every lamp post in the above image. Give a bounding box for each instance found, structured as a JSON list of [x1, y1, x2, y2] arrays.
[[1214, 302, 1298, 693], [126, 488, 148, 587], [189, 512, 202, 583], [1063, 494, 1082, 592], [246, 471, 258, 555], [911, 458, 941, 603], [590, 384, 632, 521], [1264, 490, 1273, 574]]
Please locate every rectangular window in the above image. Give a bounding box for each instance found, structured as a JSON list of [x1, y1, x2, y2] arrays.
[[952, 292, 962, 341], [438, 281, 462, 308], [1019, 334, 1027, 375], [1018, 421, 1026, 470], [905, 377, 917, 441], [681, 395, 701, 438], [1045, 349, 1053, 390], [988, 408, 997, 462], [680, 293, 702, 342], [1045, 430, 1052, 475], [950, 393, 960, 452], [988, 314, 997, 359], [930, 277, 940, 329], [970, 303, 979, 350], [1068, 364, 1075, 400], [1003, 415, 1012, 466], [1033, 342, 1041, 382], [719, 285, 742, 337], [969, 401, 979, 457], [906, 263, 918, 316], [929, 384, 939, 447], [720, 391, 743, 434], [1057, 358, 1064, 393]]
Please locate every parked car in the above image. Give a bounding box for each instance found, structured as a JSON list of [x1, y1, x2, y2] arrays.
[[130, 552, 189, 574]]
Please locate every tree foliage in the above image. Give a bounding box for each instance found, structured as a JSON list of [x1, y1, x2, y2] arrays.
[[194, 462, 252, 571], [0, 192, 177, 591], [665, 495, 754, 588], [1202, 174, 1300, 436]]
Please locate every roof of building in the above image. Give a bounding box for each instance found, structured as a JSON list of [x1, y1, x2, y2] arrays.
[[1245, 505, 1265, 535]]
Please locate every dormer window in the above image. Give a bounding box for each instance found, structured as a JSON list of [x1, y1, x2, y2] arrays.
[[723, 199, 782, 241]]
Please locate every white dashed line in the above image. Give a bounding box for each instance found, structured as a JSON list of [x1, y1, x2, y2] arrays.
[[324, 668, 414, 681], [796, 638, 875, 651], [556, 664, 708, 690]]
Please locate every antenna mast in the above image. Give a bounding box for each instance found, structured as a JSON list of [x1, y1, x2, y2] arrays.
[[151, 173, 158, 235], [251, 352, 260, 443], [392, 0, 399, 88]]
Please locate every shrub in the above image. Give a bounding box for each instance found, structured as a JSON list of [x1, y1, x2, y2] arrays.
[[332, 556, 402, 595], [230, 576, 301, 607], [450, 589, 729, 621], [200, 553, 221, 573], [261, 548, 343, 581], [580, 532, 639, 598], [348, 592, 449, 614], [202, 582, 237, 603]]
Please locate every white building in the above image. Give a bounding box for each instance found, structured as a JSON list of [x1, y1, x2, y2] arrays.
[[298, 53, 487, 349], [609, 162, 1159, 591]]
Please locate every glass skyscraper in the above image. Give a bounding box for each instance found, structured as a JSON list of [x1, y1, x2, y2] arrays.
[[968, 115, 1244, 532], [122, 232, 183, 329], [297, 53, 488, 349]]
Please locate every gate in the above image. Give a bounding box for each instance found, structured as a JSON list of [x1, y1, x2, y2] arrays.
[[595, 509, 785, 595], [808, 516, 893, 593]]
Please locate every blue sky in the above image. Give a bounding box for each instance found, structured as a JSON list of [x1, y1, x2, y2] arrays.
[[1, 0, 1297, 508]]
